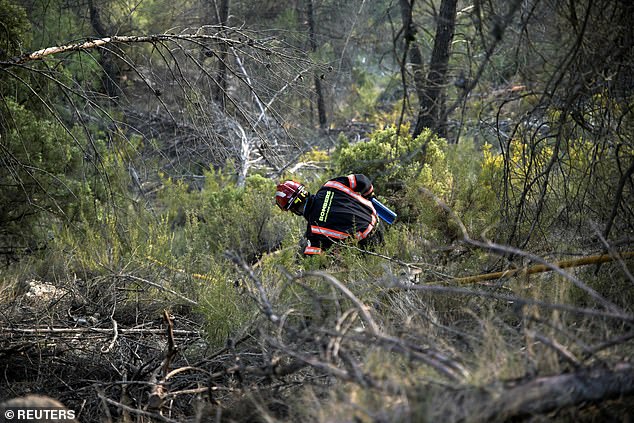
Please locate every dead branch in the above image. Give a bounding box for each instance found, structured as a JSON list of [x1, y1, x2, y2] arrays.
[[387, 280, 634, 322], [528, 330, 581, 368], [227, 252, 279, 323], [147, 310, 179, 414], [118, 273, 198, 305], [277, 270, 468, 382], [101, 297, 119, 353], [338, 242, 424, 271], [584, 331, 634, 357], [592, 221, 634, 281], [100, 317, 119, 353], [0, 326, 199, 337], [419, 187, 626, 314], [437, 252, 634, 285], [98, 393, 180, 423], [2, 32, 277, 67], [265, 336, 373, 386], [318, 326, 468, 382], [453, 363, 634, 422], [162, 310, 178, 374], [301, 271, 381, 336]]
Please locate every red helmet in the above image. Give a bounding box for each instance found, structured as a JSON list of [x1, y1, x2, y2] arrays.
[[275, 181, 309, 215]]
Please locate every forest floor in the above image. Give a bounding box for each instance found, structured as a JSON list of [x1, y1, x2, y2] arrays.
[[2, 258, 634, 422]]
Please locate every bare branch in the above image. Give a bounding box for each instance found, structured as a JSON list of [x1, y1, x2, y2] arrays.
[[456, 364, 634, 423], [301, 271, 381, 337], [117, 274, 198, 306], [227, 252, 279, 323]]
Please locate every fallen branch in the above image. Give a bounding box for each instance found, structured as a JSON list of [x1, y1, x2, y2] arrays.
[[98, 394, 180, 423], [388, 281, 634, 322], [0, 326, 199, 337], [419, 187, 626, 314], [302, 271, 381, 337], [118, 273, 198, 305], [452, 364, 634, 422], [100, 317, 119, 353], [101, 297, 119, 353], [147, 310, 179, 413], [441, 252, 634, 285], [227, 251, 279, 323]]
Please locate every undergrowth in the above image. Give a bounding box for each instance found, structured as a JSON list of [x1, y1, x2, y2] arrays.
[[1, 127, 632, 422]]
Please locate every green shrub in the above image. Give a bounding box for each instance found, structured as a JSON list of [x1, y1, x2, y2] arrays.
[[158, 172, 296, 264], [332, 125, 503, 250], [0, 99, 114, 258], [195, 258, 258, 346]]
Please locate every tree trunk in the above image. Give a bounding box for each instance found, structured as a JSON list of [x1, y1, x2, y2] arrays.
[[399, 0, 426, 113], [411, 0, 458, 139], [207, 0, 230, 108], [307, 0, 327, 130], [88, 0, 120, 100]]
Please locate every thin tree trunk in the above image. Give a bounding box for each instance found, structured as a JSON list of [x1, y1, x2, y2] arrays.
[[88, 0, 120, 100], [307, 0, 327, 129], [412, 0, 457, 138], [213, 0, 229, 108], [399, 0, 426, 115]]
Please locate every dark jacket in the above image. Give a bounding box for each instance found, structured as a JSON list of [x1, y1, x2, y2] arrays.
[[301, 174, 379, 255]]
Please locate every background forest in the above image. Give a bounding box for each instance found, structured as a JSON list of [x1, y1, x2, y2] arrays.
[[1, 0, 633, 421]]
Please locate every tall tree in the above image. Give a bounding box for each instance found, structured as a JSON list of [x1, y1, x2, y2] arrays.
[[306, 0, 327, 130], [413, 0, 457, 138], [204, 0, 230, 108], [400, 0, 457, 139], [87, 0, 121, 100]]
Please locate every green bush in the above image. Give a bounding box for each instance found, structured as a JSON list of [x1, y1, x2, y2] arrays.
[[0, 99, 112, 257], [333, 125, 501, 248], [157, 172, 298, 265], [332, 125, 453, 200]]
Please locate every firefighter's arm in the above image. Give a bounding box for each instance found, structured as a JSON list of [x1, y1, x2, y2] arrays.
[[302, 239, 322, 255], [301, 234, 333, 256]]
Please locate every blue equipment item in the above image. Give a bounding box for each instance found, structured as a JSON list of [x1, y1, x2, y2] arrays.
[[371, 198, 397, 224]]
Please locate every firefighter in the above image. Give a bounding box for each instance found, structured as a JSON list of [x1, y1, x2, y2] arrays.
[[275, 174, 383, 255]]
